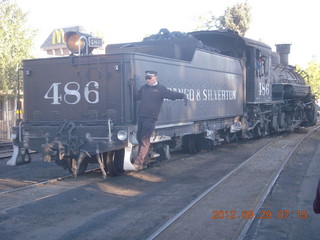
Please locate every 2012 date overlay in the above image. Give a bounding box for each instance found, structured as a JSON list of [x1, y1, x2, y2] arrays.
[[212, 210, 309, 220]]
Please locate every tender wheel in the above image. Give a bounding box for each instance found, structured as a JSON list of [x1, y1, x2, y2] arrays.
[[224, 131, 231, 144], [232, 132, 240, 142], [66, 158, 88, 176], [152, 144, 169, 162], [182, 135, 199, 154], [105, 149, 125, 176], [156, 148, 166, 161]]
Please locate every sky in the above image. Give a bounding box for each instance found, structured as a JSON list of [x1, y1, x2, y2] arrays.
[[15, 0, 320, 68]]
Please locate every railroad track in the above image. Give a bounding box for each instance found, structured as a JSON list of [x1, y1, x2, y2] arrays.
[[0, 141, 13, 159], [0, 168, 102, 213], [0, 141, 37, 159], [146, 125, 320, 240], [0, 135, 279, 214], [1, 125, 319, 239]]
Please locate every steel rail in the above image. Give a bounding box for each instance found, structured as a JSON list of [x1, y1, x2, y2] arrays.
[[0, 141, 13, 159], [146, 125, 320, 240], [237, 124, 320, 240], [0, 168, 100, 196]]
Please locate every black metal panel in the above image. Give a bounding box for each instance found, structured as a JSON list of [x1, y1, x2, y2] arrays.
[[243, 46, 273, 103], [23, 55, 129, 125], [130, 50, 244, 125]]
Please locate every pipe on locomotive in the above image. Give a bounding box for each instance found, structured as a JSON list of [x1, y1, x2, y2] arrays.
[[275, 44, 291, 66]]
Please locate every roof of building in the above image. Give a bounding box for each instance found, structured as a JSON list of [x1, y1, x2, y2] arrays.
[[40, 26, 87, 50]]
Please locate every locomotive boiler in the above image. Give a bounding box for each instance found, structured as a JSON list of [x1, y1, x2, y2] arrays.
[[8, 29, 317, 178]]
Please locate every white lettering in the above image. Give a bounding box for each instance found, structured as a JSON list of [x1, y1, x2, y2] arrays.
[[44, 81, 100, 105], [202, 89, 207, 101], [222, 90, 226, 100], [84, 81, 99, 104], [64, 82, 81, 104], [208, 90, 213, 100], [259, 83, 270, 96], [167, 87, 237, 102], [44, 82, 62, 104]]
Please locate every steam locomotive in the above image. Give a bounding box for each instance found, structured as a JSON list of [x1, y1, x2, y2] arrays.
[[8, 29, 317, 178]]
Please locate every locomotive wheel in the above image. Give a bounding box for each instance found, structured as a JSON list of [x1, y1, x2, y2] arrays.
[[305, 105, 318, 126], [262, 123, 270, 136], [278, 112, 286, 128], [66, 158, 88, 176], [253, 125, 262, 138], [105, 149, 125, 177]]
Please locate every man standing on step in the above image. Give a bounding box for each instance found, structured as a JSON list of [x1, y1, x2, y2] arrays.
[[133, 70, 187, 171]]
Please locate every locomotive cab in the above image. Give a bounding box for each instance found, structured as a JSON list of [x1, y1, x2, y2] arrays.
[[190, 30, 273, 103]]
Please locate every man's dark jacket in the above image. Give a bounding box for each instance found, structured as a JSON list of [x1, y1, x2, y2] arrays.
[[136, 83, 184, 120]]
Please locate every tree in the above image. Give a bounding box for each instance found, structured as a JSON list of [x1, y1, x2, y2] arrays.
[[303, 62, 320, 99], [194, 11, 216, 31], [0, 0, 35, 139], [0, 0, 35, 96], [195, 1, 252, 36]]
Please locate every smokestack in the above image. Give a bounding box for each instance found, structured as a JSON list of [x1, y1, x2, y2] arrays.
[[275, 44, 291, 66]]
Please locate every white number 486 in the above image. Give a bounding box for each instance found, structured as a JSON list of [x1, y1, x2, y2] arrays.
[[44, 81, 99, 105]]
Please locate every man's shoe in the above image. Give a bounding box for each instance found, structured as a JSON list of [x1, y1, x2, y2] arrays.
[[133, 163, 143, 171]]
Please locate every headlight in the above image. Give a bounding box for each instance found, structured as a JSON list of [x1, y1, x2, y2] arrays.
[[117, 130, 128, 141], [64, 31, 102, 55]]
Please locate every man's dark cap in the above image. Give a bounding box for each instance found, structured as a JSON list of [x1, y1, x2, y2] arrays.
[[145, 71, 157, 77]]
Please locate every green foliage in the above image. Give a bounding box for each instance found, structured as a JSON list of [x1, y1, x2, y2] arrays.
[[195, 1, 251, 36], [302, 62, 320, 99], [194, 11, 215, 31], [0, 0, 36, 96], [219, 2, 251, 36]]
